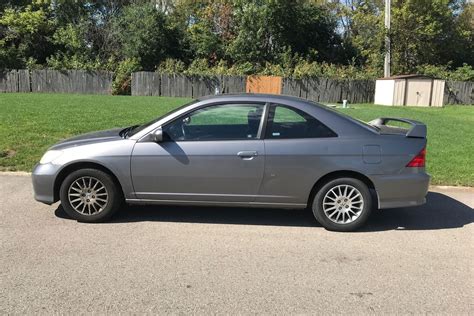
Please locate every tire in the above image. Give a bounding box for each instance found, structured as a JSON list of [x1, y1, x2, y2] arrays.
[[312, 177, 372, 232], [59, 168, 123, 223]]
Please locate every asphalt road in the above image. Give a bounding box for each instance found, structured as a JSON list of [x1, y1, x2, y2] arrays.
[[1, 173, 473, 314]]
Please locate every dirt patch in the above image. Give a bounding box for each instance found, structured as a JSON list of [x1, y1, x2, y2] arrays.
[[0, 149, 17, 159]]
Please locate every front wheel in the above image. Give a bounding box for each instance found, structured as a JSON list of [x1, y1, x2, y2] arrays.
[[312, 178, 372, 232], [59, 168, 122, 222]]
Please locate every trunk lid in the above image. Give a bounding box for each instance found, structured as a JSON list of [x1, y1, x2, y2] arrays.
[[369, 117, 427, 138]]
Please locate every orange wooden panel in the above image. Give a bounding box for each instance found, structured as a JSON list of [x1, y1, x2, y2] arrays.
[[246, 75, 282, 94]]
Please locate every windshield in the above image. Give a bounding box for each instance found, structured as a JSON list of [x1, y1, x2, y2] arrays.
[[127, 99, 198, 137]]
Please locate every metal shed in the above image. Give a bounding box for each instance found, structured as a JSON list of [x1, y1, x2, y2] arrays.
[[374, 74, 445, 107]]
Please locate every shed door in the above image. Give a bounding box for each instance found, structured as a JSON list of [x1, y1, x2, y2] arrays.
[[405, 79, 432, 106]]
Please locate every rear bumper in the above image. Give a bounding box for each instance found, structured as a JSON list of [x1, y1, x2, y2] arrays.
[[371, 172, 430, 209], [32, 163, 60, 205]]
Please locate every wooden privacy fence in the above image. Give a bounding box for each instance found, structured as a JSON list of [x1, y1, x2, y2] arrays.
[[132, 72, 473, 105], [444, 81, 473, 105], [131, 72, 246, 97], [1, 69, 473, 104], [282, 77, 376, 104], [0, 69, 113, 94], [0, 70, 31, 93], [132, 72, 377, 103]]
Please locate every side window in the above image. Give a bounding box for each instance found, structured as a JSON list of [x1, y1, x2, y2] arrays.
[[273, 106, 306, 123], [163, 103, 264, 141], [265, 105, 337, 139]]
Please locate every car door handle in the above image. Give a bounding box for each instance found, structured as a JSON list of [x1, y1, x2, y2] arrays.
[[237, 151, 258, 160]]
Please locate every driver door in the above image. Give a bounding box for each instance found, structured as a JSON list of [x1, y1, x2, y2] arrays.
[[130, 103, 266, 204]]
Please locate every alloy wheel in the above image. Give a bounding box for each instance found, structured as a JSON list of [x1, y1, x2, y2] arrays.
[[322, 184, 364, 224], [68, 176, 109, 215]]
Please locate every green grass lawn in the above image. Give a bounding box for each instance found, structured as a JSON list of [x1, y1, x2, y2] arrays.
[[1, 93, 473, 186]]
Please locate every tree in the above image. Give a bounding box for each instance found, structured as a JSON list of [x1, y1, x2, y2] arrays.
[[170, 0, 234, 63], [342, 1, 385, 74], [0, 0, 31, 12], [0, 3, 55, 69], [390, 0, 471, 73], [228, 0, 343, 65], [335, 0, 473, 75], [0, 0, 472, 77], [226, 1, 272, 64], [113, 3, 184, 70], [47, 0, 135, 69]]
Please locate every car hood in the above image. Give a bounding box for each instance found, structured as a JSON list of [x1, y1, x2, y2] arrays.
[[49, 128, 124, 150]]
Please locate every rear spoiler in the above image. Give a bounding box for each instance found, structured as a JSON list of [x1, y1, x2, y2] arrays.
[[368, 117, 427, 138]]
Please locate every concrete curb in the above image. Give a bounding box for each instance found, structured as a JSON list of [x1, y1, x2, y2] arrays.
[[430, 185, 474, 192], [1, 171, 472, 191], [1, 171, 31, 176]]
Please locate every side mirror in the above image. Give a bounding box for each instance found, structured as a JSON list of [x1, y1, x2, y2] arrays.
[[151, 128, 163, 142]]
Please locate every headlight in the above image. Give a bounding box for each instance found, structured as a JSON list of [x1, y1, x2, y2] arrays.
[[40, 150, 63, 164]]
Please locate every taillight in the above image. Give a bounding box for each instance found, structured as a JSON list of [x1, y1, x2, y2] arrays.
[[406, 148, 426, 167]]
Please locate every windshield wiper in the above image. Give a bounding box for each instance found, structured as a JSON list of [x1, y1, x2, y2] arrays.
[[121, 125, 139, 138]]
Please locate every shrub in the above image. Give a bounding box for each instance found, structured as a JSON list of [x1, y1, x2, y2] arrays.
[[112, 58, 141, 95], [147, 58, 474, 84], [157, 58, 186, 74], [417, 63, 474, 81]]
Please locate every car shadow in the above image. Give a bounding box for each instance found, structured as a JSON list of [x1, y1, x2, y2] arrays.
[[361, 192, 473, 232], [54, 192, 473, 231]]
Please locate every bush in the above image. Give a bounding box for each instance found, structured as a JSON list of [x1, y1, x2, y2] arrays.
[[157, 58, 186, 74], [150, 58, 474, 84], [185, 58, 213, 76], [112, 58, 141, 95], [227, 62, 259, 76], [155, 57, 381, 80], [417, 63, 474, 81]]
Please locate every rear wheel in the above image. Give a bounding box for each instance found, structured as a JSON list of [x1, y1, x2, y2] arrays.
[[312, 177, 372, 232], [59, 168, 122, 222]]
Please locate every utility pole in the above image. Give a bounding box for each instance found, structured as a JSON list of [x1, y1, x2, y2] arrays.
[[384, 0, 391, 77]]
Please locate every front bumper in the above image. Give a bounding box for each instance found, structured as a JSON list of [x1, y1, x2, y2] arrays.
[[32, 163, 61, 204], [371, 172, 430, 209]]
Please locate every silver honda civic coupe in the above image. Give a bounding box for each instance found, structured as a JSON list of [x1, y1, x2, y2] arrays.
[[32, 94, 430, 231]]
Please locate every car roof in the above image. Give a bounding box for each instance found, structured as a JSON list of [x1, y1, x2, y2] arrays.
[[197, 93, 321, 106]]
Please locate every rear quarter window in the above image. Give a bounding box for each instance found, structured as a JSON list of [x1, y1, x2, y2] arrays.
[[266, 105, 337, 139]]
